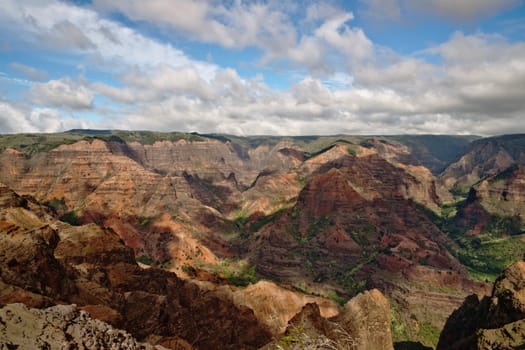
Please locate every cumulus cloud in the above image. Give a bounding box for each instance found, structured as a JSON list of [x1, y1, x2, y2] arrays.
[[93, 0, 296, 51], [29, 78, 94, 109], [92, 0, 374, 74], [0, 101, 86, 133], [46, 20, 97, 50], [121, 65, 215, 101], [1, 0, 525, 136], [314, 13, 374, 64], [9, 62, 48, 81], [0, 0, 217, 78], [426, 32, 525, 115], [0, 101, 37, 133]]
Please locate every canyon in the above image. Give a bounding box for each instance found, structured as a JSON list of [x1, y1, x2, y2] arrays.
[[1, 130, 524, 349]]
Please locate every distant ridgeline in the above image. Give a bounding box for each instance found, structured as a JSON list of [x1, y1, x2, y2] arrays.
[[0, 129, 477, 173]]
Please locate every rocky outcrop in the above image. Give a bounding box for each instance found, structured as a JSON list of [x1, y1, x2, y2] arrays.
[[197, 280, 340, 335], [247, 154, 470, 290], [0, 132, 507, 348], [437, 261, 525, 349], [335, 289, 394, 350], [452, 165, 525, 235], [440, 134, 525, 189], [0, 303, 164, 350], [241, 154, 487, 346], [0, 184, 272, 350], [0, 136, 308, 271], [263, 289, 394, 350]]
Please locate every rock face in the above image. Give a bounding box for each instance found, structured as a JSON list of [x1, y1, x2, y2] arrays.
[[198, 280, 341, 335], [441, 134, 525, 190], [263, 289, 394, 350], [0, 131, 504, 347], [0, 137, 307, 274], [0, 183, 272, 350], [0, 303, 162, 350], [248, 154, 458, 285], [451, 165, 525, 236], [336, 289, 394, 350], [243, 153, 484, 343], [437, 261, 525, 349]]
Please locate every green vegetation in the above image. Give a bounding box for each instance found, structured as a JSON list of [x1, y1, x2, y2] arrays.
[[390, 302, 441, 349], [105, 130, 205, 144], [45, 197, 67, 213], [489, 164, 519, 183], [417, 322, 441, 348], [415, 187, 525, 283], [346, 146, 357, 156], [486, 214, 522, 236], [138, 217, 151, 228], [227, 264, 258, 287], [249, 210, 282, 233], [390, 305, 409, 342], [205, 259, 259, 287], [59, 210, 81, 226], [0, 133, 85, 155], [277, 325, 306, 349], [305, 215, 332, 241], [327, 290, 346, 307], [453, 233, 525, 281], [136, 255, 152, 265], [449, 186, 470, 201], [0, 130, 213, 156]]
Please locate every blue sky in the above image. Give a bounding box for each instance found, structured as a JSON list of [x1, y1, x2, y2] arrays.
[[0, 0, 525, 135]]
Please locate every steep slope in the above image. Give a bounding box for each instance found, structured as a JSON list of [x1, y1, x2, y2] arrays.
[[443, 165, 525, 283], [441, 134, 525, 190], [437, 260, 525, 350], [388, 135, 477, 174], [245, 154, 463, 286], [263, 289, 394, 350], [452, 165, 525, 235], [0, 183, 272, 349], [0, 135, 310, 273], [0, 131, 496, 347], [236, 153, 486, 347]]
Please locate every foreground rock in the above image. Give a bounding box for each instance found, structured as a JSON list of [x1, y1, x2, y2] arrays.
[[263, 289, 394, 350], [196, 280, 340, 335], [437, 261, 525, 349], [0, 303, 165, 350]]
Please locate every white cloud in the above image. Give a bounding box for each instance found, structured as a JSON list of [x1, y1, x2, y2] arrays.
[[121, 65, 215, 101], [29, 78, 94, 109], [0, 101, 86, 133], [353, 58, 437, 91], [1, 0, 525, 137], [9, 62, 48, 81], [93, 0, 296, 51], [314, 13, 374, 64], [426, 32, 525, 114], [28, 108, 73, 132], [0, 0, 218, 78], [92, 0, 373, 75], [0, 101, 37, 133], [90, 82, 137, 104]]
